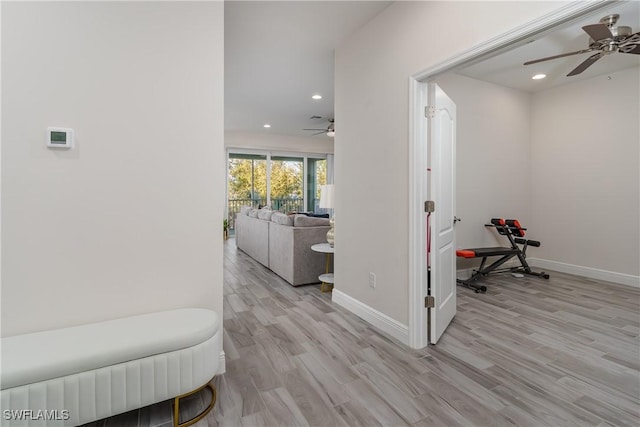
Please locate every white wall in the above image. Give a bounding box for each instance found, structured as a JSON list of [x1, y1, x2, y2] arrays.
[[436, 73, 532, 265], [225, 130, 333, 154], [531, 66, 640, 279], [1, 2, 225, 336], [334, 1, 567, 326]]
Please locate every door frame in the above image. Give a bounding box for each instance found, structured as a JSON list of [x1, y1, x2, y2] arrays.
[[407, 0, 611, 349]]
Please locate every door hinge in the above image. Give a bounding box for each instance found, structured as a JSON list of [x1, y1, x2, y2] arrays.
[[425, 295, 435, 308], [425, 200, 435, 213], [425, 106, 436, 119]]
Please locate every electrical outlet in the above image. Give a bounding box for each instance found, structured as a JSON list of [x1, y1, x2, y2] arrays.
[[369, 272, 376, 288]]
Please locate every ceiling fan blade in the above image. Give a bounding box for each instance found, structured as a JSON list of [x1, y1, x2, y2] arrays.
[[622, 32, 640, 45], [303, 128, 327, 131], [619, 43, 640, 55], [619, 32, 640, 54], [567, 52, 604, 76], [523, 48, 593, 65], [582, 23, 613, 41], [311, 131, 325, 136]]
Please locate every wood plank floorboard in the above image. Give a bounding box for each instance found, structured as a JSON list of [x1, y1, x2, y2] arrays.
[[84, 239, 640, 427]]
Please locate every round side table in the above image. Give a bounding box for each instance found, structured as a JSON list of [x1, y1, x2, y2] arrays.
[[311, 243, 334, 292]]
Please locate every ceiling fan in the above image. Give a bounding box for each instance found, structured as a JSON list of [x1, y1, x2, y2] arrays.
[[524, 14, 640, 76], [303, 117, 335, 137]]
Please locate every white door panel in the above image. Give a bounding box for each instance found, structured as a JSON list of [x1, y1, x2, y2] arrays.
[[428, 83, 457, 344]]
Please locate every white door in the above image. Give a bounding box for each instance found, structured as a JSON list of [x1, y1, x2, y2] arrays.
[[428, 83, 457, 344]]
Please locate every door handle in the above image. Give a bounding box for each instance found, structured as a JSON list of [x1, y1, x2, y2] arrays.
[[454, 216, 462, 224]]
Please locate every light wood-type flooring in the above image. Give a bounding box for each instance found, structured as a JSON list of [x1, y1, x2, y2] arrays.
[[85, 239, 640, 427]]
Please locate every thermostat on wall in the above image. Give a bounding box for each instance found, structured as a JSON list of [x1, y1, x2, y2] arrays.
[[47, 127, 73, 148]]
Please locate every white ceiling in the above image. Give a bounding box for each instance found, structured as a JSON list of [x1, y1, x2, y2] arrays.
[[225, 1, 640, 138], [457, 1, 640, 93], [224, 1, 392, 138]]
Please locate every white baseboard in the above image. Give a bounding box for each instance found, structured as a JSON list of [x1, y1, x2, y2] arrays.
[[529, 258, 640, 288], [332, 289, 409, 346], [217, 350, 226, 374]]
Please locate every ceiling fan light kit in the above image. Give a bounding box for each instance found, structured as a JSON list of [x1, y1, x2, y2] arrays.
[[524, 14, 640, 76]]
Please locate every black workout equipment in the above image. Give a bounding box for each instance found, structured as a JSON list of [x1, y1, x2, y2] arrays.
[[456, 218, 550, 293]]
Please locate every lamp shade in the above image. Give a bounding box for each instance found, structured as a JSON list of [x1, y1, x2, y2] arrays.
[[319, 184, 335, 209]]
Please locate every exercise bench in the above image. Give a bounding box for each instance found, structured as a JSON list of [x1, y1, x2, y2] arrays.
[[456, 218, 549, 293]]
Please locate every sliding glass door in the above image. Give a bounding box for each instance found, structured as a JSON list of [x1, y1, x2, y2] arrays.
[[227, 153, 267, 230], [270, 156, 304, 213], [307, 158, 327, 212], [227, 150, 329, 233]]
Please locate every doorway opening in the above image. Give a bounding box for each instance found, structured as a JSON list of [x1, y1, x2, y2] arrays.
[[407, 1, 614, 349]]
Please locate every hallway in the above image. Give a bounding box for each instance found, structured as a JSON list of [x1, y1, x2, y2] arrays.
[[87, 238, 640, 426]]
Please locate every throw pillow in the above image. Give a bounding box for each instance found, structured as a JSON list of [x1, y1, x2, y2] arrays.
[[289, 212, 329, 219], [248, 208, 259, 218], [257, 209, 274, 221], [293, 214, 330, 227], [240, 206, 252, 216], [271, 212, 294, 226]]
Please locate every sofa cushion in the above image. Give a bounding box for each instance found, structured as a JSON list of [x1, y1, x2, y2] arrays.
[[294, 214, 330, 227], [258, 209, 274, 221], [240, 206, 252, 216], [271, 212, 294, 226], [248, 208, 259, 218]]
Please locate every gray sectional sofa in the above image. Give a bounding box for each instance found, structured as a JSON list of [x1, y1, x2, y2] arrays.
[[235, 207, 331, 286]]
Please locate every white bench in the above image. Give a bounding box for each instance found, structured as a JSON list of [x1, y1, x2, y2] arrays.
[[1, 308, 220, 427]]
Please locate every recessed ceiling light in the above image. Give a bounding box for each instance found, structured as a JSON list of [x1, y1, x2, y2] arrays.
[[312, 94, 322, 100], [263, 124, 271, 128], [532, 74, 547, 80]]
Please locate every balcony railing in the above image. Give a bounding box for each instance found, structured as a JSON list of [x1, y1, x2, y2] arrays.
[[227, 198, 310, 231], [227, 199, 262, 231], [271, 198, 305, 213]]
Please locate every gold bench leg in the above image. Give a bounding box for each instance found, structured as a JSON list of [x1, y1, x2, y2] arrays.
[[173, 378, 217, 427]]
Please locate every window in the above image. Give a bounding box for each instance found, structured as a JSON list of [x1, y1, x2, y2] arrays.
[[270, 156, 304, 213], [227, 153, 267, 230], [307, 158, 327, 212], [226, 151, 329, 233]]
